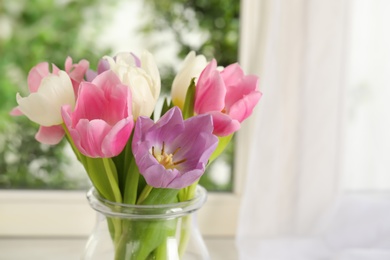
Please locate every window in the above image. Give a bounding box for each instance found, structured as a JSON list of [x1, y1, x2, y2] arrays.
[[0, 0, 242, 237]]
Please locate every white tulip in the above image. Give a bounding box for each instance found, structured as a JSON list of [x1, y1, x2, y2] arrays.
[[16, 71, 75, 126], [171, 51, 208, 109], [105, 51, 161, 119]]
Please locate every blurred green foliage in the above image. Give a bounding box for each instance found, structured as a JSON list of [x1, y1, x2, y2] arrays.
[[141, 0, 240, 93], [0, 0, 116, 189]]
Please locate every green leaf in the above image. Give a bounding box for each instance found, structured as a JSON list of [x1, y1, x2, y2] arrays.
[[209, 133, 234, 164], [140, 187, 179, 205], [85, 158, 115, 201], [182, 78, 196, 119], [83, 157, 122, 203], [161, 96, 174, 116], [122, 157, 140, 205]]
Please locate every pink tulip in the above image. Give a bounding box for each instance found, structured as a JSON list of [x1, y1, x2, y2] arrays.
[[195, 60, 262, 136], [11, 57, 89, 145], [62, 71, 134, 158]]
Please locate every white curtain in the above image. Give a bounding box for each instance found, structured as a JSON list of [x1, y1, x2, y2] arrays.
[[236, 0, 390, 259]]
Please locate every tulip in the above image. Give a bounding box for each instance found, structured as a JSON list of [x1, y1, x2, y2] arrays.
[[104, 51, 161, 119], [11, 58, 89, 144], [16, 70, 75, 127], [171, 51, 208, 109], [195, 60, 262, 136], [62, 71, 133, 158], [132, 107, 218, 189]]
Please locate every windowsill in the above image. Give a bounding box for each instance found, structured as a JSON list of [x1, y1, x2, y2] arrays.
[[0, 190, 240, 237], [0, 236, 238, 260]]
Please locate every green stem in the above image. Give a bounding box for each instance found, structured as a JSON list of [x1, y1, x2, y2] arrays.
[[137, 184, 153, 205], [102, 157, 122, 203], [154, 218, 179, 260], [179, 181, 198, 202], [123, 158, 140, 205], [178, 215, 192, 258]]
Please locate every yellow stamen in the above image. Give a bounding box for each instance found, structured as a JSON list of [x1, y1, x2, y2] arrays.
[[161, 141, 165, 155], [172, 147, 181, 155], [150, 142, 186, 170], [173, 158, 187, 165]]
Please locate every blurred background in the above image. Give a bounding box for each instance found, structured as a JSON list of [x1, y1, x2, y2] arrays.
[[0, 0, 239, 192]]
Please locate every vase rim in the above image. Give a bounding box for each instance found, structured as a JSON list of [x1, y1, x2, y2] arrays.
[[86, 185, 207, 219]]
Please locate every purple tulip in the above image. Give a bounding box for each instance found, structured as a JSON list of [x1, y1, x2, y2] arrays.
[[62, 70, 134, 158], [132, 107, 218, 189]]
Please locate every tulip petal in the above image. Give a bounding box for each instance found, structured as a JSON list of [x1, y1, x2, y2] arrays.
[[131, 53, 141, 67], [220, 63, 244, 86], [132, 116, 155, 155], [102, 118, 133, 157], [225, 75, 259, 110], [141, 50, 161, 101], [35, 125, 65, 145], [126, 72, 156, 118], [65, 56, 89, 76], [97, 59, 110, 74], [144, 107, 184, 145], [142, 164, 181, 188], [76, 119, 111, 158], [86, 69, 97, 82], [170, 114, 217, 169], [208, 111, 241, 136], [167, 168, 204, 189], [229, 91, 262, 122], [27, 62, 50, 93], [22, 71, 75, 126], [73, 82, 106, 122], [27, 63, 60, 93], [195, 60, 226, 113], [10, 107, 23, 116]]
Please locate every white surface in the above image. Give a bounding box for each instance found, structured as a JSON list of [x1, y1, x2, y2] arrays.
[[0, 237, 237, 260], [237, 193, 390, 260]]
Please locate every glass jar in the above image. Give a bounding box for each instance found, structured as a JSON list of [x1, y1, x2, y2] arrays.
[[82, 185, 209, 260]]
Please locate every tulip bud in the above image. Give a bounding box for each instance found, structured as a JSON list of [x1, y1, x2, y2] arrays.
[[171, 51, 208, 109]]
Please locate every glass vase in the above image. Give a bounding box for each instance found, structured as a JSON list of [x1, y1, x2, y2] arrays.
[[82, 185, 209, 260]]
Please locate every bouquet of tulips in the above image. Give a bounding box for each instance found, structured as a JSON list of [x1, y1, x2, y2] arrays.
[[11, 50, 261, 259]]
